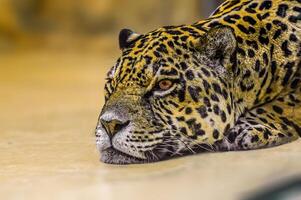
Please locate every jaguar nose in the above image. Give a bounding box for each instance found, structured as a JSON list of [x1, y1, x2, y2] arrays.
[[99, 113, 130, 138]]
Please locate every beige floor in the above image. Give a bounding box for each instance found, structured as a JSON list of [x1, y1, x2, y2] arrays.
[[0, 49, 300, 200]]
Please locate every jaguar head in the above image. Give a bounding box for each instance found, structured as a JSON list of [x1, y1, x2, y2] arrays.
[[95, 26, 237, 164]]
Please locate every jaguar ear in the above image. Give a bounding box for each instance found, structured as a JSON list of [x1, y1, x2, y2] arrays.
[[119, 29, 141, 50], [196, 26, 236, 67]]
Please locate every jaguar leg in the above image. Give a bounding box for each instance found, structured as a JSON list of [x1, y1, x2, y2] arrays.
[[218, 92, 301, 151]]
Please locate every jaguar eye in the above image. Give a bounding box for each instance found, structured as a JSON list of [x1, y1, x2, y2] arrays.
[[158, 79, 173, 91]]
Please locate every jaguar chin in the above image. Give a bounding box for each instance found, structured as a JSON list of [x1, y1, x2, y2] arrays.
[[100, 148, 145, 165], [95, 0, 301, 164]]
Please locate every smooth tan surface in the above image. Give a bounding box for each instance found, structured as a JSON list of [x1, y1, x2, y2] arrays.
[[0, 50, 301, 200]]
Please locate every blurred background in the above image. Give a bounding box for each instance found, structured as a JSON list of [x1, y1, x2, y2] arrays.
[[0, 0, 223, 51]]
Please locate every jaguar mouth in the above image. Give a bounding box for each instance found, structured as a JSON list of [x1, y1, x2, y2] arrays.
[[100, 147, 146, 165]]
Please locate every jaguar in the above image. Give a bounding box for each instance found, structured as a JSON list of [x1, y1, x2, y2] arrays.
[[95, 0, 301, 164]]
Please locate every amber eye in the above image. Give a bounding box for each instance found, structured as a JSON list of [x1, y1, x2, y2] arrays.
[[158, 79, 173, 91]]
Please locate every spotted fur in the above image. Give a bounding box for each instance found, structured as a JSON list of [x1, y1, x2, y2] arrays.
[[96, 0, 301, 164]]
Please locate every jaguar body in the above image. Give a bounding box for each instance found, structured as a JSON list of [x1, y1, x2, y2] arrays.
[[96, 0, 301, 164]]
